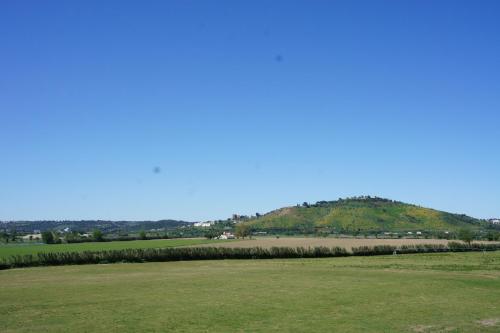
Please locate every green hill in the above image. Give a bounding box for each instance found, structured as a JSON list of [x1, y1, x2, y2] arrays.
[[246, 197, 487, 233]]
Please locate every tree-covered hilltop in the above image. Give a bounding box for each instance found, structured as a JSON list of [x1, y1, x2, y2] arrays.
[[245, 196, 490, 233]]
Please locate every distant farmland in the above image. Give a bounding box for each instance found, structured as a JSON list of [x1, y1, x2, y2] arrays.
[[196, 237, 465, 250]]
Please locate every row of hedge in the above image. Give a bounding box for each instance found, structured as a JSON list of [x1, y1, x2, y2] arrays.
[[0, 246, 350, 269], [1, 242, 500, 270], [350, 242, 500, 256]]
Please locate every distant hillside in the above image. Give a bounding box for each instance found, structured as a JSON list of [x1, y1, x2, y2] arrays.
[[0, 220, 194, 233], [246, 197, 488, 233]]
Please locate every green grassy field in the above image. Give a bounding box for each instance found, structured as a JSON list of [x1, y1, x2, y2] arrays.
[[1, 252, 500, 332], [0, 238, 230, 259]]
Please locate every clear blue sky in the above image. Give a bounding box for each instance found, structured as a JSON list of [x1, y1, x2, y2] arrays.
[[1, 0, 499, 221]]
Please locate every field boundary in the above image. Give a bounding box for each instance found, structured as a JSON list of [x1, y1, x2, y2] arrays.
[[1, 242, 499, 270]]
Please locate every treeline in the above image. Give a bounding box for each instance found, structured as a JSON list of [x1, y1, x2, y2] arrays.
[[0, 219, 193, 233], [239, 228, 500, 241], [40, 229, 205, 244], [306, 196, 403, 208], [1, 242, 500, 270]]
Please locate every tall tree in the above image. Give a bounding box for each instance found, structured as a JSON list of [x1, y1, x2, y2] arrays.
[[204, 228, 222, 240], [0, 231, 9, 243], [41, 231, 55, 244], [235, 224, 251, 239], [92, 229, 104, 242], [458, 228, 474, 245]]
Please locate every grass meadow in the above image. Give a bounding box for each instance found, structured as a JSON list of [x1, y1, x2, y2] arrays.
[[0, 238, 230, 259], [1, 251, 500, 332]]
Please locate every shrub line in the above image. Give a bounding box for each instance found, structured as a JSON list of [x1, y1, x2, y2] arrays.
[[1, 242, 499, 270]]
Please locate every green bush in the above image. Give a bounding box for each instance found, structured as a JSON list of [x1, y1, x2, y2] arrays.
[[448, 241, 499, 252], [398, 244, 448, 254], [351, 245, 396, 256], [457, 229, 474, 245], [92, 230, 104, 242], [41, 231, 55, 244]]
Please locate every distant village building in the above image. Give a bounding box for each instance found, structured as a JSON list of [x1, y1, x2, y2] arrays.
[[232, 214, 249, 221], [194, 222, 214, 227], [489, 219, 500, 224], [218, 232, 235, 240]]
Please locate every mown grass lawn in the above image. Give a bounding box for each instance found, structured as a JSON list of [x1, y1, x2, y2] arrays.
[[1, 252, 500, 332], [0, 238, 231, 259]]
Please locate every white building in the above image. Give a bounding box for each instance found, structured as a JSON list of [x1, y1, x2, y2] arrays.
[[218, 232, 235, 240], [194, 222, 214, 227]]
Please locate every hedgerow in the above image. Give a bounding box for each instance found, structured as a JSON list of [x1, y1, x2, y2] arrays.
[[0, 242, 499, 270]]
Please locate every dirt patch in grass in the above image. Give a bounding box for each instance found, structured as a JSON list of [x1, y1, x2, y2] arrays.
[[411, 325, 434, 332], [477, 318, 500, 327], [411, 324, 458, 332]]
